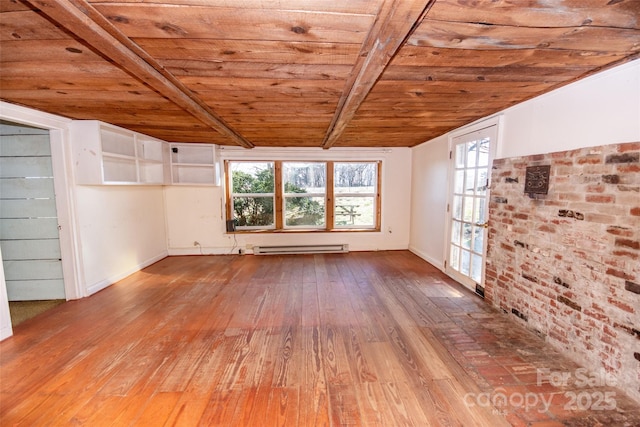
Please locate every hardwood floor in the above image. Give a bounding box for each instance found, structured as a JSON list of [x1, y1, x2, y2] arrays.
[[1, 251, 639, 426]]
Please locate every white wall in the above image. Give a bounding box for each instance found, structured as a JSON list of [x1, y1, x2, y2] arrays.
[[498, 60, 640, 159], [409, 134, 448, 269], [165, 147, 412, 254], [75, 186, 168, 295], [410, 59, 640, 268], [164, 185, 229, 253]]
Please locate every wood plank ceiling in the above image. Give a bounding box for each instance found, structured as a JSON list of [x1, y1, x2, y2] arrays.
[[1, 0, 639, 148]]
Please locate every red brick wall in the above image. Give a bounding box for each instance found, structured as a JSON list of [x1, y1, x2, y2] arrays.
[[485, 142, 640, 403]]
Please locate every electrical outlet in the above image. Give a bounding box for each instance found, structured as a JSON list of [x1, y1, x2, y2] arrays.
[[193, 241, 200, 246]]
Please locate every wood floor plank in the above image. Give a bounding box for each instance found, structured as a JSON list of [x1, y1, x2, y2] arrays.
[[162, 391, 211, 427], [235, 387, 266, 427], [244, 328, 278, 389], [379, 381, 432, 426], [135, 391, 182, 426], [363, 341, 402, 384], [2, 251, 637, 425], [215, 329, 265, 392], [265, 387, 300, 427], [353, 382, 392, 426], [198, 388, 247, 426], [14, 391, 83, 426], [321, 326, 355, 387], [271, 325, 302, 388], [300, 325, 331, 426], [344, 326, 378, 384], [328, 384, 363, 426], [70, 393, 145, 426], [301, 281, 321, 328]]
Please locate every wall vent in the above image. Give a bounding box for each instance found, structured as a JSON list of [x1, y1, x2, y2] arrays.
[[253, 244, 348, 255]]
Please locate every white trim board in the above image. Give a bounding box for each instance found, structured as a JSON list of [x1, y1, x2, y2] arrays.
[[85, 251, 168, 296]]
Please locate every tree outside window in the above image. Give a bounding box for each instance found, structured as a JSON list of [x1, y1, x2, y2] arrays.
[[230, 162, 275, 228], [283, 162, 325, 228]]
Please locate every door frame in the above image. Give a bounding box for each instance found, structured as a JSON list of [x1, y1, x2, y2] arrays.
[[0, 246, 10, 339], [444, 116, 503, 295], [0, 102, 85, 303]]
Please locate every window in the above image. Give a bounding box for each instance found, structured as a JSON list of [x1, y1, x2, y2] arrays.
[[226, 160, 380, 232], [229, 161, 275, 229], [334, 162, 378, 229], [283, 162, 326, 228]]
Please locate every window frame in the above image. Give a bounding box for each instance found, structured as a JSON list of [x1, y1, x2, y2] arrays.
[[225, 159, 382, 233]]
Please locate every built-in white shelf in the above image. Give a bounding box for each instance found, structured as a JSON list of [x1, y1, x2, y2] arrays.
[[169, 143, 220, 185], [70, 120, 168, 185], [70, 121, 219, 186], [137, 135, 170, 184]]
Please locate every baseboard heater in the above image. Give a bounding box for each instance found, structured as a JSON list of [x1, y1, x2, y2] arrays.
[[253, 244, 349, 255]]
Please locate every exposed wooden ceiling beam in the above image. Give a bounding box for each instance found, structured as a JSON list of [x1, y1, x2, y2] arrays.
[[322, 0, 435, 149], [24, 0, 255, 148]]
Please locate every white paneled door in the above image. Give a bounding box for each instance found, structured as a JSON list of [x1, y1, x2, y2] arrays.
[[446, 124, 497, 295], [0, 122, 65, 300]]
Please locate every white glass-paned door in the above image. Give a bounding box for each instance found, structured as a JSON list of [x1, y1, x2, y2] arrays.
[[447, 124, 497, 292]]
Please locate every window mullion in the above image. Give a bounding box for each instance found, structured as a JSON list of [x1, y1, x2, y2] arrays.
[[376, 160, 382, 230], [224, 160, 232, 225], [232, 192, 275, 198], [275, 161, 283, 229], [327, 161, 334, 230], [335, 193, 375, 197], [284, 193, 325, 198]]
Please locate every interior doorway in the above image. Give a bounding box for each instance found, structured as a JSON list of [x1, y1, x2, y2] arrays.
[[0, 120, 66, 325]]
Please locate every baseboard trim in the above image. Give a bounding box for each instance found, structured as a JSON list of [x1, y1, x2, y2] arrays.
[[408, 246, 445, 272], [86, 251, 168, 296], [167, 247, 238, 256], [0, 324, 13, 341]]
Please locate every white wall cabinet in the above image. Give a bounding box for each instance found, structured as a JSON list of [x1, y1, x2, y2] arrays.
[[170, 143, 220, 185], [138, 135, 170, 184], [70, 121, 219, 186], [70, 120, 168, 185]]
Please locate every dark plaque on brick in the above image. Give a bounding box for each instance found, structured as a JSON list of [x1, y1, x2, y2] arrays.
[[524, 165, 551, 195]]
